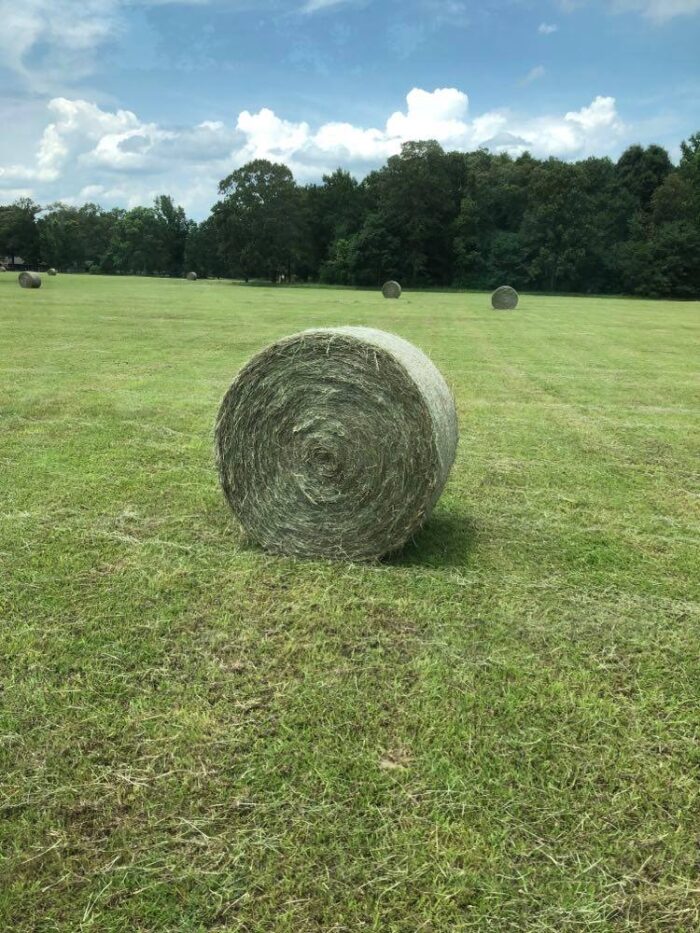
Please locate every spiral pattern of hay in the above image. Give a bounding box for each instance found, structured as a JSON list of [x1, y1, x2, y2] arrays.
[[48, 268, 57, 276], [491, 285, 519, 310], [215, 326, 458, 560], [382, 281, 402, 299], [18, 272, 41, 289], [186, 272, 198, 281]]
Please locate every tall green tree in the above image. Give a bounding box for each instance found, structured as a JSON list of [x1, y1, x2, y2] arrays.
[[0, 199, 41, 267], [215, 160, 307, 281]]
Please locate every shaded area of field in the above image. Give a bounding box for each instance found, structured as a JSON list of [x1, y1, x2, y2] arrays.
[[1, 275, 699, 930]]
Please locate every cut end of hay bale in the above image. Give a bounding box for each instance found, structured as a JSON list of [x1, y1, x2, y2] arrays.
[[186, 271, 198, 281], [215, 326, 458, 561], [491, 285, 519, 310], [47, 268, 57, 276], [382, 281, 402, 299], [18, 272, 42, 289]]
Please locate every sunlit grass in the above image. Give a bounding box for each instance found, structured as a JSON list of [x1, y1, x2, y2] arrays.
[[1, 273, 699, 930]]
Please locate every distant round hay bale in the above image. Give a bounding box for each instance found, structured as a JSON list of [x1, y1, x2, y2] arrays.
[[18, 272, 42, 289], [0, 264, 6, 272], [47, 268, 57, 276], [491, 285, 519, 310], [215, 326, 459, 560], [186, 271, 198, 281], [382, 281, 402, 299]]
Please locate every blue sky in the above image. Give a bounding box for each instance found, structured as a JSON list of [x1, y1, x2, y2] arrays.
[[0, 0, 698, 217]]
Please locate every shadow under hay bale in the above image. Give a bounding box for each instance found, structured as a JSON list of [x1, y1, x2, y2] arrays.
[[215, 326, 458, 561], [18, 272, 41, 289], [382, 281, 402, 299], [186, 271, 198, 281], [491, 285, 519, 310]]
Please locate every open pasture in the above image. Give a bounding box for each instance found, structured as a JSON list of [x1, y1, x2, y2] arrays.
[[1, 275, 699, 930]]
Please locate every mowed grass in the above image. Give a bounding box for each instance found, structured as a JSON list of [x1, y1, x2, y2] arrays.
[[1, 274, 699, 932]]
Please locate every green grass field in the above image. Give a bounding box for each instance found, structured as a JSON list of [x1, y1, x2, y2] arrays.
[[2, 274, 699, 931]]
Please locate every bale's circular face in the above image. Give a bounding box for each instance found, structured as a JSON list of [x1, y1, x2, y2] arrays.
[[491, 286, 519, 310], [382, 281, 402, 299], [18, 272, 41, 289], [215, 328, 457, 560], [186, 271, 197, 281]]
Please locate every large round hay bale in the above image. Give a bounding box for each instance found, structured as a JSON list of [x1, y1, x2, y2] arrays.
[[18, 272, 41, 289], [47, 268, 57, 276], [382, 281, 402, 299], [186, 271, 197, 281], [215, 326, 458, 560], [491, 285, 519, 310]]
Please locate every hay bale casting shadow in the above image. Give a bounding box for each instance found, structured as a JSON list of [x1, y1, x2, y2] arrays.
[[491, 286, 519, 310], [19, 272, 42, 289], [382, 281, 402, 299], [215, 327, 459, 561]]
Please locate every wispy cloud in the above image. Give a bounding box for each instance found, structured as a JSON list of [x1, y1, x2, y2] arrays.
[[558, 0, 700, 20], [538, 22, 559, 34], [520, 65, 546, 86], [301, 0, 356, 11], [610, 0, 700, 21]]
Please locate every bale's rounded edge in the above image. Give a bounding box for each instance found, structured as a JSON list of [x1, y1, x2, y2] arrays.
[[18, 272, 42, 289], [491, 285, 519, 310], [215, 327, 458, 561]]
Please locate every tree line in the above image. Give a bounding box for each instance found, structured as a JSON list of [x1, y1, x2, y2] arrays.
[[1, 132, 699, 298]]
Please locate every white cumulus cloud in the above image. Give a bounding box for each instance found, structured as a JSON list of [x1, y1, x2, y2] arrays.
[[0, 88, 630, 216]]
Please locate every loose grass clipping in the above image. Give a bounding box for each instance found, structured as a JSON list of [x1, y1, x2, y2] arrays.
[[215, 326, 459, 560], [382, 281, 402, 299], [48, 268, 57, 276], [18, 272, 41, 289], [186, 272, 198, 281], [491, 285, 519, 310]]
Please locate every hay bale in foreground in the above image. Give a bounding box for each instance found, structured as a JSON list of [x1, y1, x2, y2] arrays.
[[48, 268, 57, 276], [382, 281, 402, 299], [491, 285, 519, 310], [18, 272, 41, 289], [186, 271, 197, 281], [215, 326, 458, 560]]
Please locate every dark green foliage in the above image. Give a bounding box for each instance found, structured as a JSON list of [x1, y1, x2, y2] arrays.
[[0, 198, 42, 267], [2, 130, 699, 296], [213, 159, 308, 281]]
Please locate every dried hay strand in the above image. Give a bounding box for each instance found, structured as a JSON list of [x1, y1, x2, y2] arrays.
[[491, 285, 519, 310], [382, 281, 402, 299], [18, 272, 41, 289], [48, 268, 57, 276], [186, 271, 198, 281], [215, 326, 459, 561]]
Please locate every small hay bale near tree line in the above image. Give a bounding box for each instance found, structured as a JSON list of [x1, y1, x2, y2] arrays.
[[186, 271, 198, 281], [382, 281, 402, 299], [18, 272, 41, 289], [215, 326, 458, 561], [48, 268, 57, 276], [491, 285, 519, 310]]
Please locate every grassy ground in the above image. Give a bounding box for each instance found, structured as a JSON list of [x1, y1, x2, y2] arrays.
[[1, 274, 699, 931]]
